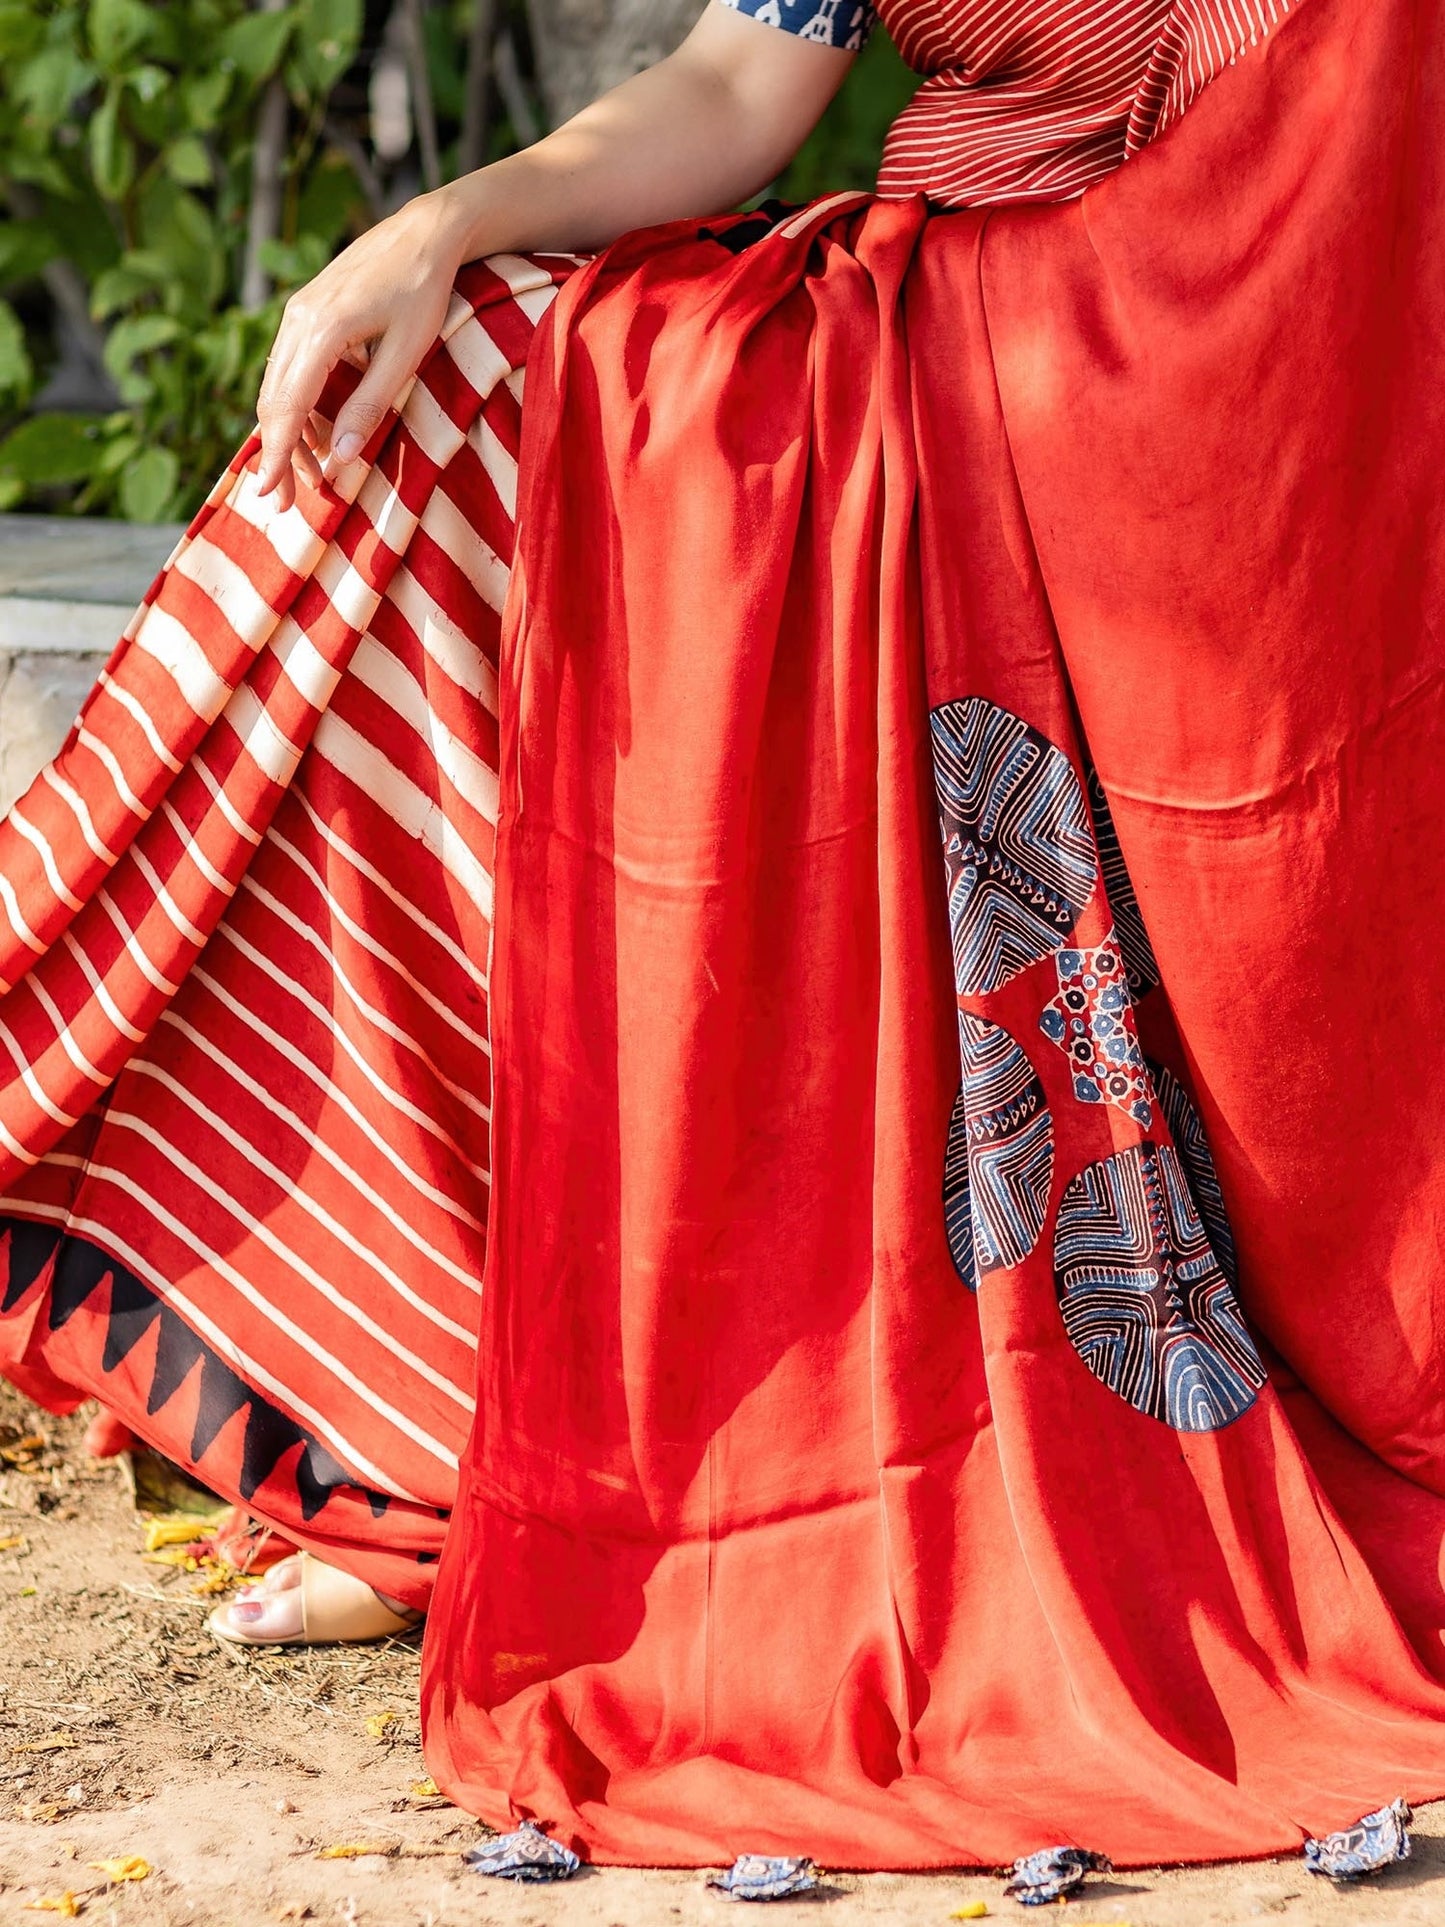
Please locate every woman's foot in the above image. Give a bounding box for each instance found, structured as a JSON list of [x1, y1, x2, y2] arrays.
[[208, 1553, 421, 1646]]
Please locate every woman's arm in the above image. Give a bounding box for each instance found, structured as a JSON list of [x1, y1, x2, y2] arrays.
[[256, 3, 853, 505]]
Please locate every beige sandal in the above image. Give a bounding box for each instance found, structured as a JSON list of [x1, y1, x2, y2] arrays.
[[207, 1550, 422, 1647]]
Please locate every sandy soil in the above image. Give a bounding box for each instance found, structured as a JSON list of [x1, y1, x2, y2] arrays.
[[0, 1384, 1442, 1927]]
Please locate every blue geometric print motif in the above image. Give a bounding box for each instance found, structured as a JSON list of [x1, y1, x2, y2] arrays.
[[930, 698, 1098, 996], [1053, 1143, 1265, 1431], [1148, 1059, 1239, 1289], [943, 1015, 1054, 1290], [1085, 766, 1160, 998], [1039, 935, 1153, 1127], [718, 0, 876, 52]]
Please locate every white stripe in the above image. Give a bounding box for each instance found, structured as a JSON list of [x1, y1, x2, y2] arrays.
[[0, 1012, 79, 1127], [76, 727, 146, 818], [312, 710, 494, 920], [130, 845, 206, 949], [213, 923, 492, 1177], [385, 562, 501, 713], [188, 965, 489, 1229], [192, 755, 264, 849], [265, 822, 491, 1057], [27, 973, 108, 1088], [62, 931, 146, 1045], [228, 467, 328, 576], [123, 1062, 479, 1353], [161, 800, 235, 895], [238, 872, 492, 1116], [174, 531, 278, 645], [95, 889, 181, 998], [291, 787, 488, 994], [469, 416, 517, 519], [222, 680, 305, 789], [268, 615, 341, 713], [132, 604, 232, 719], [158, 1005, 484, 1296], [41, 765, 119, 866], [10, 807, 83, 914], [349, 636, 500, 825], [97, 670, 185, 774], [417, 484, 511, 624]]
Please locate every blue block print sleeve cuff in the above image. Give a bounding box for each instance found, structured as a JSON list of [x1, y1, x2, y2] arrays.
[[717, 0, 876, 53]]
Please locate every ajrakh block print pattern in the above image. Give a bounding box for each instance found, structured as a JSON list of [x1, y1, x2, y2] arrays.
[[1084, 765, 1159, 997], [929, 696, 1097, 996], [1039, 936, 1154, 1127], [928, 693, 1264, 1435], [942, 1014, 1054, 1289], [1054, 1143, 1265, 1431]]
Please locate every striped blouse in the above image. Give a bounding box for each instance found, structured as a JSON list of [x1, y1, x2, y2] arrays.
[[720, 0, 1299, 209]]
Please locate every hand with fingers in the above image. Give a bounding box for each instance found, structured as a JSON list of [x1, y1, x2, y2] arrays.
[[249, 4, 860, 511], [255, 192, 474, 510]]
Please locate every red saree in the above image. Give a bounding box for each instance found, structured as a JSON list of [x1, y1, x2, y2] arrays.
[[1, 0, 1444, 1874], [423, 0, 1445, 1871]]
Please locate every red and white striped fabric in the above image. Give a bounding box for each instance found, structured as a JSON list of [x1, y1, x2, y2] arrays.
[[878, 0, 1297, 207], [0, 256, 571, 1604]]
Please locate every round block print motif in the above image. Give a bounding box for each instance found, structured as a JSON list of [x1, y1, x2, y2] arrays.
[[930, 698, 1097, 996], [1053, 1143, 1264, 1431], [1085, 766, 1159, 999], [1148, 1058, 1239, 1288], [943, 1015, 1054, 1289]]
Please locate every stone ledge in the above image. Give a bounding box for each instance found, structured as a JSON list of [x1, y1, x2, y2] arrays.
[[0, 513, 182, 811]]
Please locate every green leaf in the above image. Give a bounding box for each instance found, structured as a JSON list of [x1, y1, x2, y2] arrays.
[[295, 147, 366, 252], [0, 299, 34, 405], [287, 0, 360, 96], [257, 232, 329, 288], [0, 222, 60, 286], [0, 414, 104, 488], [219, 7, 295, 81], [118, 443, 179, 521], [88, 0, 157, 71], [125, 61, 169, 104], [103, 310, 183, 381], [13, 45, 97, 125], [89, 260, 159, 318], [180, 67, 231, 130], [89, 83, 136, 200], [165, 135, 213, 186], [0, 2, 46, 61]]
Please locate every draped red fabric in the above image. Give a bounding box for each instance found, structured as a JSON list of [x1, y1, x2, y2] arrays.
[[422, 0, 1445, 1870]]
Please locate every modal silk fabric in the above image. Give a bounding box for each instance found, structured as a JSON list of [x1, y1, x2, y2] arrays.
[[422, 0, 1445, 1870], [0, 0, 1443, 1875]]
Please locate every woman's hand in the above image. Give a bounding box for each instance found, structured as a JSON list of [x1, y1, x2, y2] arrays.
[[255, 191, 471, 509], [254, 2, 855, 509]]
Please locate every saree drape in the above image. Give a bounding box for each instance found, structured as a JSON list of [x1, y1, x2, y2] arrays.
[[423, 0, 1445, 1868]]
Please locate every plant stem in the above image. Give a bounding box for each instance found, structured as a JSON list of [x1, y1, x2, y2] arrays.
[[403, 0, 443, 191], [240, 0, 291, 312], [458, 0, 499, 176]]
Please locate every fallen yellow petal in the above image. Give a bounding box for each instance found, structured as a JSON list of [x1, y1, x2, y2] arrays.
[[24, 1895, 80, 1917], [363, 1711, 397, 1740], [14, 1733, 77, 1754], [0, 1534, 25, 1551], [89, 1856, 151, 1882], [409, 1777, 440, 1799], [950, 1906, 989, 1921], [316, 1843, 396, 1860]]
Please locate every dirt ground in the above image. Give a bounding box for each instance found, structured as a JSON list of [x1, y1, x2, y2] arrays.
[[0, 1384, 1442, 1927]]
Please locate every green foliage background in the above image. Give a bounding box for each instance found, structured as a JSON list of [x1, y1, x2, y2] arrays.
[[0, 0, 914, 522]]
